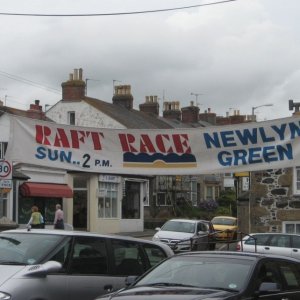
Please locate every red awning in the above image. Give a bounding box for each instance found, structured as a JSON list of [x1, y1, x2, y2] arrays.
[[20, 182, 73, 198]]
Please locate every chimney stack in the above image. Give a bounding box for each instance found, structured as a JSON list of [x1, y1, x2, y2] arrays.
[[139, 95, 159, 116], [181, 102, 199, 123], [62, 68, 85, 101], [112, 85, 134, 110], [163, 101, 181, 120]]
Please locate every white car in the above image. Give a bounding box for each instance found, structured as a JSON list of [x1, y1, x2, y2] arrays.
[[236, 232, 300, 259], [152, 219, 215, 252]]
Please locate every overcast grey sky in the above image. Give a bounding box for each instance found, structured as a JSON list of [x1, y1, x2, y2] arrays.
[[0, 0, 299, 121]]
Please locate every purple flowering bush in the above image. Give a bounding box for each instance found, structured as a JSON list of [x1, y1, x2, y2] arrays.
[[199, 199, 218, 211]]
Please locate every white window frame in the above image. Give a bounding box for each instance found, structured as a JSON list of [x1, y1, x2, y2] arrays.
[[293, 166, 300, 195], [282, 221, 300, 234], [98, 181, 118, 219], [68, 111, 75, 125]]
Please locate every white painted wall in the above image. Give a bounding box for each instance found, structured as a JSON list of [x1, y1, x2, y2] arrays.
[[46, 101, 126, 129], [0, 114, 11, 141]]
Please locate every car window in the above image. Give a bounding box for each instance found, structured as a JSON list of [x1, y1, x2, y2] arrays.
[[244, 234, 269, 246], [47, 237, 72, 270], [254, 261, 283, 291], [197, 222, 208, 233], [136, 256, 252, 292], [161, 221, 195, 233], [111, 239, 145, 276], [0, 233, 66, 265], [69, 236, 108, 275], [143, 244, 168, 268], [292, 235, 300, 248], [212, 218, 236, 226], [278, 262, 300, 290], [269, 235, 291, 248]]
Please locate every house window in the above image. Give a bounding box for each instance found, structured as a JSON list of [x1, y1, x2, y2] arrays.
[[0, 142, 8, 159], [283, 221, 300, 234], [293, 167, 300, 195], [205, 186, 214, 200], [156, 193, 171, 206], [0, 192, 7, 218], [68, 111, 75, 125], [98, 182, 118, 218]]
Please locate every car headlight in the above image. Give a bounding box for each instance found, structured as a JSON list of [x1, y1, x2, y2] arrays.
[[152, 235, 160, 242], [0, 292, 11, 300]]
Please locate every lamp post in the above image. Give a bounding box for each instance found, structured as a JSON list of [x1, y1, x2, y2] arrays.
[[251, 104, 273, 121]]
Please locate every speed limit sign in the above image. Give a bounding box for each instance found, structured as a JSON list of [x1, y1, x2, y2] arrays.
[[0, 160, 12, 179]]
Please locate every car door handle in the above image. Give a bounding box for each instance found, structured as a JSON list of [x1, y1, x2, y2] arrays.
[[292, 249, 298, 252], [264, 247, 270, 250], [104, 285, 113, 292]]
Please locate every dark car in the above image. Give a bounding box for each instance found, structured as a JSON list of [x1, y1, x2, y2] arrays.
[[95, 251, 300, 300], [0, 229, 173, 300], [152, 219, 216, 252]]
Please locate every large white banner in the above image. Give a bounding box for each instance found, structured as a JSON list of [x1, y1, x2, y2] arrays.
[[6, 115, 300, 175]]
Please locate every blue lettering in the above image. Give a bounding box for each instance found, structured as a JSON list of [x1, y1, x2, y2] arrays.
[[233, 149, 248, 165], [220, 131, 236, 147], [278, 143, 293, 160], [289, 122, 300, 139], [259, 127, 275, 143], [235, 128, 257, 145], [248, 147, 263, 164], [271, 124, 286, 140], [35, 147, 72, 163], [218, 151, 232, 166], [204, 132, 220, 149], [263, 146, 277, 162], [35, 146, 47, 159]]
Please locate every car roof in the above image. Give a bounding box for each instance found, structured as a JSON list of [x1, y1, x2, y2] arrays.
[[246, 232, 300, 237], [212, 216, 237, 220], [170, 250, 300, 263], [167, 219, 210, 224], [1, 229, 173, 252]]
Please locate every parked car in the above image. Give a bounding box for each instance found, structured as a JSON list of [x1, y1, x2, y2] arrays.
[[211, 216, 238, 240], [237, 232, 300, 259], [152, 219, 215, 252], [0, 228, 173, 300], [95, 251, 300, 300]]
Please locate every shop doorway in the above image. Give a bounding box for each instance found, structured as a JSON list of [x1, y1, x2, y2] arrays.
[[122, 181, 141, 219], [73, 176, 88, 231]]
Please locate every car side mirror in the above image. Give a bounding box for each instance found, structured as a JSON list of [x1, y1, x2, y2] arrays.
[[155, 227, 161, 231], [25, 261, 62, 278]]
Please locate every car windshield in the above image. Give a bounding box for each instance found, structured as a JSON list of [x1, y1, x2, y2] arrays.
[[136, 256, 252, 292], [161, 221, 195, 233], [0, 232, 66, 265], [212, 218, 236, 226]]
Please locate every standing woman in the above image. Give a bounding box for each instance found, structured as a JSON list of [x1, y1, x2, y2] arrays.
[[54, 204, 64, 229], [27, 205, 44, 229]]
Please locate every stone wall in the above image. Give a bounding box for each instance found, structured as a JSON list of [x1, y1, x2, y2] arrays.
[[249, 168, 300, 233]]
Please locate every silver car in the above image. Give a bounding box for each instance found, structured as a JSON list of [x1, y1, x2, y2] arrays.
[[152, 219, 215, 252], [0, 229, 173, 300], [237, 232, 300, 259]]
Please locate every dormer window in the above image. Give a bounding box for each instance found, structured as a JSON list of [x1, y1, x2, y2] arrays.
[[68, 111, 75, 125]]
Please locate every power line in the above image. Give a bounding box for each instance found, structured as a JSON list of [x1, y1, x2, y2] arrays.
[[0, 0, 239, 17], [0, 70, 60, 94]]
